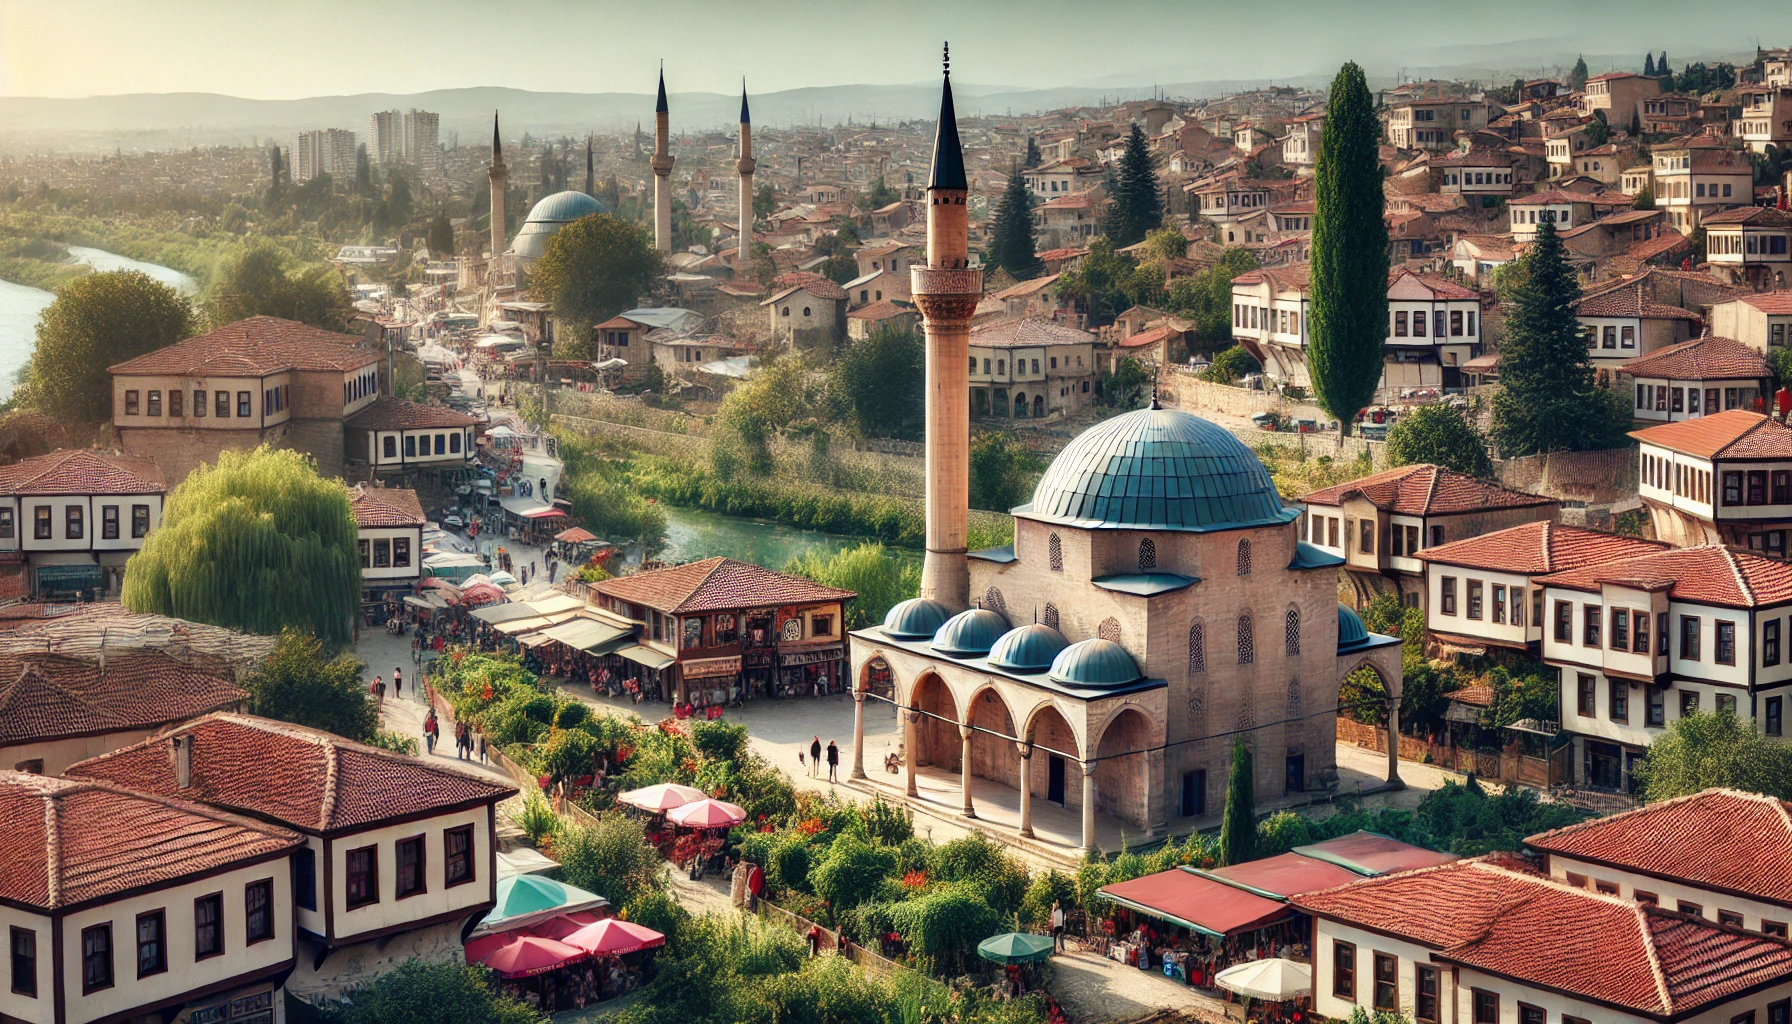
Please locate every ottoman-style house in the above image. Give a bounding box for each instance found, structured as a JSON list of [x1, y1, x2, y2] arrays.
[[846, 51, 1403, 856]]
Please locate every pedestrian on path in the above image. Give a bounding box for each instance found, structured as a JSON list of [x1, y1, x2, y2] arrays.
[[825, 740, 839, 783], [478, 727, 488, 764], [393, 666, 403, 698], [1051, 901, 1066, 951], [455, 721, 468, 759], [809, 737, 821, 778], [372, 675, 385, 705], [423, 708, 439, 754]]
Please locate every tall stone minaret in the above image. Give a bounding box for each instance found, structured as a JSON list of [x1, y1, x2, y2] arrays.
[[735, 80, 756, 277], [651, 66, 674, 253], [487, 112, 507, 260], [912, 44, 980, 612], [584, 135, 595, 197]]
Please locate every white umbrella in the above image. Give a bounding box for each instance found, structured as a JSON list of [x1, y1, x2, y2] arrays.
[[1214, 958, 1312, 1001]]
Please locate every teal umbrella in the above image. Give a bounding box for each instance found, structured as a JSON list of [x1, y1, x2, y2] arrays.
[[472, 874, 609, 937], [977, 932, 1054, 965]]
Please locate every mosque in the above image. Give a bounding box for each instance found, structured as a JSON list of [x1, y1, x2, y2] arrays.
[[845, 52, 1405, 855]]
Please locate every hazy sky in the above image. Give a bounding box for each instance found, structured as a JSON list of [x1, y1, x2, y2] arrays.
[[4, 0, 1791, 99]]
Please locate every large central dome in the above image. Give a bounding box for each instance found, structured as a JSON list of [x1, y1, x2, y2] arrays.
[[1015, 406, 1297, 532], [510, 190, 611, 260]]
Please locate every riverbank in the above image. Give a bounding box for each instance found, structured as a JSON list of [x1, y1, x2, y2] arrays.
[[0, 207, 326, 295]]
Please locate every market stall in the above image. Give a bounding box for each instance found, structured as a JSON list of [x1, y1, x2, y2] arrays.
[[1097, 868, 1300, 989]]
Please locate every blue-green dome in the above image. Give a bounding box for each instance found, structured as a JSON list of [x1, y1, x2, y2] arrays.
[[932, 608, 1011, 656], [883, 598, 953, 640], [1018, 406, 1298, 532], [1048, 638, 1142, 688], [1336, 603, 1371, 653], [510, 190, 611, 259], [987, 623, 1070, 673]]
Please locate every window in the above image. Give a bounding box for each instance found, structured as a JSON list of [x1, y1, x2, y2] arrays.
[[397, 836, 426, 898], [1682, 616, 1701, 660], [33, 506, 50, 541], [236, 391, 251, 417], [1610, 678, 1628, 723], [1236, 539, 1252, 575], [357, 539, 369, 568], [1649, 688, 1666, 727], [194, 390, 206, 416], [1473, 990, 1499, 1024], [65, 505, 82, 541], [1330, 518, 1341, 547], [1048, 533, 1062, 571], [147, 390, 162, 416], [404, 435, 416, 458], [1634, 610, 1650, 653], [1680, 900, 1705, 917], [1766, 923, 1790, 940], [246, 879, 274, 943], [1720, 910, 1745, 929], [1583, 604, 1601, 647], [1753, 471, 1771, 505], [1237, 615, 1254, 664], [1719, 692, 1738, 714], [1718, 621, 1736, 665], [445, 825, 475, 887], [1564, 1016, 1592, 1024], [1332, 940, 1356, 999], [1415, 965, 1440, 1023], [1492, 584, 1506, 624], [1359, 519, 1375, 554], [383, 436, 397, 459], [435, 433, 446, 455], [1138, 538, 1156, 570], [1578, 674, 1596, 716], [1683, 689, 1701, 717], [1610, 607, 1630, 650], [81, 924, 112, 993], [1635, 890, 1658, 906], [1769, 620, 1783, 667], [393, 537, 410, 567], [216, 390, 231, 418], [1429, 525, 1445, 547], [812, 615, 833, 637], [294, 846, 317, 910], [1467, 581, 1483, 619], [1284, 609, 1300, 655], [1772, 696, 1785, 737], [1596, 878, 1620, 895], [347, 845, 378, 907], [194, 892, 222, 959], [136, 911, 165, 978], [0, 509, 11, 539], [1555, 599, 1572, 641], [1519, 1005, 1545, 1024], [1372, 953, 1398, 1012], [124, 390, 140, 416], [10, 927, 35, 997], [102, 505, 119, 540], [373, 539, 391, 568], [451, 432, 462, 454], [1726, 471, 1744, 506]]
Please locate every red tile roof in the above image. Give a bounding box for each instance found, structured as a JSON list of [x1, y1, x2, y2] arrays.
[[1631, 409, 1792, 458], [768, 272, 848, 301], [1037, 247, 1090, 262], [1300, 464, 1556, 517], [1577, 285, 1702, 320], [1739, 292, 1792, 314], [67, 713, 515, 834], [1620, 336, 1768, 382], [971, 316, 1095, 349], [0, 771, 300, 910], [0, 449, 164, 496], [109, 316, 381, 377], [846, 300, 916, 322], [349, 486, 425, 528], [0, 650, 246, 746], [1417, 520, 1668, 574], [593, 556, 855, 615], [991, 274, 1061, 301], [1526, 789, 1792, 905], [1388, 267, 1478, 301], [1701, 207, 1792, 228], [1538, 545, 1792, 609], [1118, 324, 1179, 349], [345, 396, 477, 431]]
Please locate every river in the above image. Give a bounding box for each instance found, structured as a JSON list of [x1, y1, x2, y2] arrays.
[[657, 505, 893, 569], [0, 246, 197, 400]]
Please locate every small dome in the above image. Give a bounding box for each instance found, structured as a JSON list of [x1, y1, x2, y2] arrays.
[[987, 623, 1070, 673], [882, 598, 953, 640], [1048, 638, 1142, 688], [931, 608, 1012, 656], [1020, 406, 1298, 532], [509, 190, 611, 260], [1336, 603, 1371, 653]]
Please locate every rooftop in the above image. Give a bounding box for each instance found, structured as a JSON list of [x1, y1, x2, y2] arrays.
[[970, 316, 1094, 349], [0, 449, 164, 496], [1620, 335, 1768, 382], [1537, 544, 1792, 609], [0, 650, 246, 747], [1301, 464, 1555, 517], [349, 485, 426, 528], [346, 396, 478, 432], [1631, 409, 1792, 459], [110, 316, 381, 377], [1577, 285, 1702, 321], [594, 556, 855, 615], [1417, 520, 1668, 574]]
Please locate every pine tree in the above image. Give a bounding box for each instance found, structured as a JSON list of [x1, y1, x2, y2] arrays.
[[1571, 56, 1589, 91], [354, 144, 372, 196], [1490, 220, 1620, 456], [267, 144, 284, 204], [1659, 51, 1670, 79], [987, 167, 1044, 280], [1644, 53, 1656, 77], [1104, 124, 1163, 247], [427, 212, 455, 257], [1219, 737, 1256, 867], [1307, 61, 1388, 433], [1024, 135, 1042, 169]]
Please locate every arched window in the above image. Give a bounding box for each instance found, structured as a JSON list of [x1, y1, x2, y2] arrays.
[[1099, 617, 1122, 643], [984, 587, 1007, 617], [1048, 532, 1063, 572], [1043, 603, 1059, 630], [1236, 538, 1253, 576], [1237, 615, 1254, 664], [1138, 538, 1157, 571], [1188, 621, 1205, 674], [1284, 608, 1301, 656], [1187, 687, 1206, 731], [1286, 677, 1303, 718]]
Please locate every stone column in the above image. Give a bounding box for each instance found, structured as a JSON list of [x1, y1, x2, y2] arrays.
[[959, 724, 977, 818], [1080, 762, 1098, 855], [1385, 690, 1406, 790], [1017, 743, 1034, 838], [850, 690, 867, 780], [903, 709, 919, 798]]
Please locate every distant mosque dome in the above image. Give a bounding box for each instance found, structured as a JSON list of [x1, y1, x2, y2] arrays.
[[987, 623, 1070, 673], [882, 598, 953, 640], [1017, 406, 1297, 532], [1047, 638, 1143, 688], [510, 190, 610, 260], [931, 608, 1011, 657]]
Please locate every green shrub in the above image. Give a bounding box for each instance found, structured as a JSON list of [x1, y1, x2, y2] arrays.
[[811, 833, 897, 911]]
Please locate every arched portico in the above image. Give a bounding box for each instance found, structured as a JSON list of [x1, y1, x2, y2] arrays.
[[1019, 702, 1082, 839], [962, 684, 1018, 819], [1094, 707, 1153, 831], [1338, 650, 1405, 789]]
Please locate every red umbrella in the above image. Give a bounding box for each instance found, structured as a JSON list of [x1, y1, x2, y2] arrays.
[[561, 918, 666, 957], [464, 929, 521, 965], [459, 582, 506, 605], [618, 782, 706, 813], [667, 797, 747, 830], [477, 935, 588, 978], [527, 911, 603, 942]]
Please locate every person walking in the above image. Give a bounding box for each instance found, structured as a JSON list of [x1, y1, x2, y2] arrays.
[[454, 721, 468, 759], [1051, 901, 1067, 952], [478, 727, 489, 765], [423, 708, 439, 754], [809, 736, 821, 778], [825, 740, 839, 783], [393, 666, 403, 698], [371, 675, 385, 705]]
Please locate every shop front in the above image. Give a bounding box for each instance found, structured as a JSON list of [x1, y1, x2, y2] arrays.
[[778, 643, 845, 696], [31, 556, 104, 601], [1097, 868, 1307, 993]]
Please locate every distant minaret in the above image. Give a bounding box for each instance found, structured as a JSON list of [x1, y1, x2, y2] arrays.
[[736, 79, 757, 275], [912, 43, 980, 612], [488, 112, 507, 260], [652, 65, 674, 253], [584, 136, 595, 197]]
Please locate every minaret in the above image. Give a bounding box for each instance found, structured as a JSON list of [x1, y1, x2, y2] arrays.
[[487, 112, 507, 260], [651, 66, 674, 253], [912, 43, 980, 612], [735, 79, 756, 276], [584, 136, 595, 197]]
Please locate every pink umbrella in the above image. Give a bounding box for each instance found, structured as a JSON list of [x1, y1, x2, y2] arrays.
[[667, 797, 746, 830], [465, 929, 522, 965], [561, 918, 666, 957], [527, 911, 604, 942], [618, 782, 706, 813], [478, 935, 589, 978], [458, 582, 506, 605]]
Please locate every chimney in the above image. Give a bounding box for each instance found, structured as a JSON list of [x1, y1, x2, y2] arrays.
[[172, 735, 192, 789]]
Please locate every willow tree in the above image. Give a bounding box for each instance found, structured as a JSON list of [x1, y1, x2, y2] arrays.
[[122, 446, 360, 645]]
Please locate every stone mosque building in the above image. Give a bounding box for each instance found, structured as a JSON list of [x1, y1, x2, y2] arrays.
[[846, 53, 1404, 855]]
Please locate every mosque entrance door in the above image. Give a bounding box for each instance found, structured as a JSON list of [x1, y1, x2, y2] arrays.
[[1047, 755, 1066, 805]]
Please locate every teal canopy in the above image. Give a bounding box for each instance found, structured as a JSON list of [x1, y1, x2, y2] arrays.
[[976, 932, 1054, 965], [473, 874, 609, 937]]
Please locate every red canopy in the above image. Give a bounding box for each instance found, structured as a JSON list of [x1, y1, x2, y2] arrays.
[[1202, 853, 1365, 899], [561, 918, 667, 956], [477, 935, 588, 978], [1099, 868, 1292, 937], [667, 797, 746, 829], [458, 582, 507, 605], [1294, 831, 1459, 877], [527, 911, 604, 942], [555, 527, 599, 543]]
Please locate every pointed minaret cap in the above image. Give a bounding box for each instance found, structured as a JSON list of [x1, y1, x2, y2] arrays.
[[928, 42, 968, 191], [491, 111, 503, 162], [656, 63, 669, 114], [740, 78, 751, 125]]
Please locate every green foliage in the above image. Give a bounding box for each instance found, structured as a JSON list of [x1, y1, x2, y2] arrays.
[[828, 326, 924, 440], [529, 213, 662, 337], [541, 727, 600, 783], [517, 793, 558, 845], [753, 183, 777, 220], [1309, 61, 1389, 429], [1017, 869, 1078, 929], [1219, 737, 1256, 866], [986, 170, 1043, 280], [888, 885, 1005, 975], [209, 244, 351, 331], [1632, 711, 1792, 801], [1255, 810, 1316, 858], [242, 630, 376, 742], [122, 446, 360, 644], [1165, 248, 1262, 354], [692, 719, 750, 762], [556, 812, 668, 910], [1102, 125, 1163, 247], [555, 432, 668, 555], [1571, 56, 1589, 91], [632, 456, 926, 547], [339, 959, 542, 1024], [969, 432, 1042, 513], [1199, 345, 1260, 385], [786, 542, 919, 630], [861, 797, 914, 846], [21, 270, 197, 422], [931, 832, 1029, 919], [1101, 355, 1154, 410], [863, 177, 898, 210], [711, 358, 818, 476], [1491, 221, 1629, 456], [1056, 237, 1137, 327], [1386, 403, 1493, 477], [770, 832, 814, 893], [427, 212, 455, 257], [1411, 781, 1583, 856], [812, 833, 898, 911]]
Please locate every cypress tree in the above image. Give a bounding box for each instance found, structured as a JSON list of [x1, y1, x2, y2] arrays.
[[1219, 737, 1256, 867], [987, 167, 1044, 280], [1489, 220, 1614, 456], [1105, 124, 1162, 247], [1644, 53, 1656, 77], [1571, 56, 1589, 92], [1307, 61, 1388, 433]]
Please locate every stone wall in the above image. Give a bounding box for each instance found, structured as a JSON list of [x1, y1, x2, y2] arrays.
[[1495, 447, 1638, 506], [118, 425, 284, 488]]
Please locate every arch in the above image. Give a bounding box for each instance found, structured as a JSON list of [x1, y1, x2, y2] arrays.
[[1024, 701, 1082, 809], [909, 672, 961, 772], [1043, 603, 1060, 630], [1236, 538, 1253, 575], [1048, 533, 1063, 572], [1033, 395, 1045, 418], [1237, 614, 1255, 664], [1098, 617, 1122, 643], [1284, 607, 1301, 656], [858, 654, 895, 699], [1094, 706, 1153, 829], [966, 684, 1020, 788], [1014, 393, 1029, 417], [1188, 620, 1206, 674], [1138, 538, 1157, 571], [984, 587, 1007, 617]]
